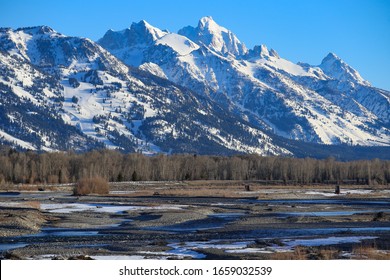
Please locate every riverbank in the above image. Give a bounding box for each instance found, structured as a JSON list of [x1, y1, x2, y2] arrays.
[[1, 181, 389, 260]]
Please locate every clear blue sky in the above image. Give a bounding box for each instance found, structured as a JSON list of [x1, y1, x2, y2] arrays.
[[1, 0, 389, 90]]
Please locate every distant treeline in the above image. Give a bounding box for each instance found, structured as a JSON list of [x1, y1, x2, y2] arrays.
[[0, 147, 389, 185]]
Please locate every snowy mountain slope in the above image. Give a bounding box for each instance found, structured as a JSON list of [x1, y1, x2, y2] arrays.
[[1, 19, 389, 157], [0, 26, 289, 155], [98, 17, 390, 147], [0, 39, 104, 151]]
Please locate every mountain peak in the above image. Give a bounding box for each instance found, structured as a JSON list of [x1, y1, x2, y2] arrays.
[[259, 45, 269, 57], [199, 16, 214, 24], [137, 19, 154, 30], [320, 52, 369, 86], [198, 16, 222, 30], [322, 52, 341, 63], [16, 25, 56, 35], [246, 45, 280, 59], [178, 17, 247, 57], [130, 20, 166, 41], [99, 20, 166, 51]]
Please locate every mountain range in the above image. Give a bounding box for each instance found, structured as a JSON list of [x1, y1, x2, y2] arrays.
[[1, 17, 389, 159]]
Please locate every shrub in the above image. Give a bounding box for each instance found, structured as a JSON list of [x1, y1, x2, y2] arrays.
[[73, 177, 109, 196], [69, 77, 80, 88], [71, 95, 79, 103], [351, 244, 389, 259]]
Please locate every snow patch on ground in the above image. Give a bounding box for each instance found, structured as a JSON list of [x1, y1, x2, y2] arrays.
[[281, 236, 377, 248], [109, 190, 137, 195], [40, 203, 188, 214], [226, 248, 275, 254], [227, 236, 378, 254], [306, 189, 373, 196], [164, 240, 254, 259], [0, 202, 29, 208], [91, 255, 146, 260]]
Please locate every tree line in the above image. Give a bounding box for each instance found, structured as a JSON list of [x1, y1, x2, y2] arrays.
[[0, 147, 389, 185]]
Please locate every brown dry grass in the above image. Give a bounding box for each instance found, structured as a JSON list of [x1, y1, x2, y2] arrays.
[[271, 247, 341, 260], [271, 246, 308, 260], [0, 184, 69, 192], [317, 248, 340, 260], [352, 244, 390, 260], [73, 177, 109, 196], [110, 183, 249, 198], [158, 187, 242, 198], [0, 180, 13, 191], [109, 182, 389, 199], [270, 244, 390, 260], [22, 200, 41, 210]]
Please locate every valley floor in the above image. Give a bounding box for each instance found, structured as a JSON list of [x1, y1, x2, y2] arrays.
[[0, 181, 390, 260]]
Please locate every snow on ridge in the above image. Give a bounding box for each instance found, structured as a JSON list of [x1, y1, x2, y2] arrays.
[[0, 129, 36, 150], [138, 20, 167, 40], [156, 33, 199, 56], [199, 16, 229, 33], [2, 20, 389, 154], [60, 69, 161, 154], [178, 16, 247, 57], [320, 52, 370, 86], [139, 62, 167, 79], [250, 56, 319, 78], [193, 120, 290, 156]]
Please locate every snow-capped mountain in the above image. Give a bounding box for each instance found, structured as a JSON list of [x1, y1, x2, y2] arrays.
[[99, 17, 390, 147], [319, 52, 369, 86], [178, 16, 247, 57], [0, 26, 288, 155], [1, 17, 389, 158]]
